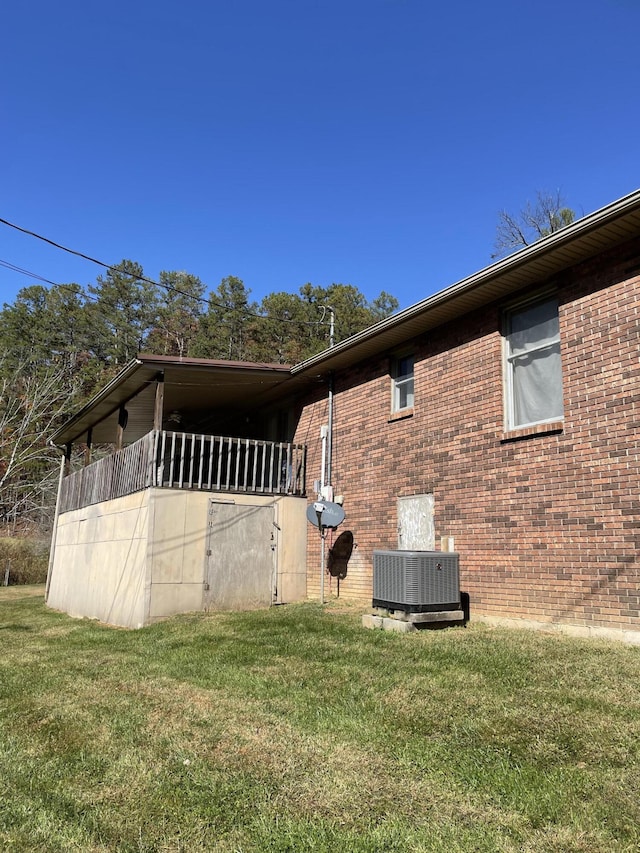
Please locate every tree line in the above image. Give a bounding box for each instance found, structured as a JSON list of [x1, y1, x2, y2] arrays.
[[0, 263, 398, 374], [0, 189, 575, 538], [0, 265, 398, 534]]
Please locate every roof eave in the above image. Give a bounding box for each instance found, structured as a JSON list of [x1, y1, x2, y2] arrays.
[[50, 358, 143, 447], [292, 187, 640, 376]]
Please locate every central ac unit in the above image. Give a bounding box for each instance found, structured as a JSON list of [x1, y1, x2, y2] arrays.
[[373, 550, 460, 613]]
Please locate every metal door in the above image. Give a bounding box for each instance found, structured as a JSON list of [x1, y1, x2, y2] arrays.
[[397, 494, 435, 550], [204, 501, 276, 610]]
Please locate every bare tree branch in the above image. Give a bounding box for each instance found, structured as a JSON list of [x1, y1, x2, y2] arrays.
[[0, 360, 81, 531], [493, 190, 576, 259]]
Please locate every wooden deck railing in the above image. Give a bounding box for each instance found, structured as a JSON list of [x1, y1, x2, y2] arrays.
[[59, 431, 307, 513], [153, 431, 306, 495], [59, 432, 155, 513]]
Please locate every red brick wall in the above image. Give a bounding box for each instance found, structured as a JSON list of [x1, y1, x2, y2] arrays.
[[294, 239, 640, 631]]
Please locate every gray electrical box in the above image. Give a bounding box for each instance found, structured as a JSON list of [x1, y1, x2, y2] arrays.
[[373, 550, 460, 613]]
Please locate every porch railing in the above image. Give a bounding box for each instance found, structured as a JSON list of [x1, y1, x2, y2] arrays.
[[59, 432, 155, 514], [153, 431, 306, 496], [59, 430, 307, 513]]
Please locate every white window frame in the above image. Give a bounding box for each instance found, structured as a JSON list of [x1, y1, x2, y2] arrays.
[[503, 292, 564, 431], [391, 353, 414, 413]]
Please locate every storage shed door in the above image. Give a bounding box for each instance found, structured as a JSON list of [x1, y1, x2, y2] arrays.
[[397, 494, 435, 551], [205, 502, 276, 610]]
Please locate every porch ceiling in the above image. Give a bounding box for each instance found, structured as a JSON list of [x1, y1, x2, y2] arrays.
[[52, 355, 309, 447]]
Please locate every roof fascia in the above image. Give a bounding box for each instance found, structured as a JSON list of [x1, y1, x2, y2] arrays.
[[50, 358, 144, 446], [135, 353, 292, 374], [291, 187, 640, 376]]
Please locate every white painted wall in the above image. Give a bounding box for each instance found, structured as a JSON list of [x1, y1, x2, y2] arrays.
[[147, 489, 209, 622], [47, 490, 150, 628], [47, 488, 308, 629]]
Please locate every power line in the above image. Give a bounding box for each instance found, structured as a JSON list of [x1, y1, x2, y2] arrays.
[[0, 217, 331, 329], [0, 256, 333, 367], [0, 261, 139, 350], [0, 259, 59, 288]]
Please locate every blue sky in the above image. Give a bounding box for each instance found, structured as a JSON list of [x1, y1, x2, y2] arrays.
[[1, 0, 639, 314]]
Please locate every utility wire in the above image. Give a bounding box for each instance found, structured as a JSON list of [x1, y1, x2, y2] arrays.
[[0, 259, 59, 288], [0, 217, 332, 330], [0, 257, 327, 369], [0, 262, 111, 333], [0, 259, 147, 343]]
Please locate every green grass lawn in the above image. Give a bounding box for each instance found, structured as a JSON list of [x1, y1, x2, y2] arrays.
[[1, 587, 639, 852]]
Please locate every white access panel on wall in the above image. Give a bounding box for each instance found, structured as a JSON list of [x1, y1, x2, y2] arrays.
[[397, 494, 435, 551]]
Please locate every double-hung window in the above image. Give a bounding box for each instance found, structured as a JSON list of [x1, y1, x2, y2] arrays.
[[392, 354, 414, 413], [504, 295, 564, 430]]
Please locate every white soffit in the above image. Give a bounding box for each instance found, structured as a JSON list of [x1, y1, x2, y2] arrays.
[[292, 189, 640, 376]]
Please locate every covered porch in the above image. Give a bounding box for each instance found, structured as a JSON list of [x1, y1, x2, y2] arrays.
[[46, 355, 313, 628]]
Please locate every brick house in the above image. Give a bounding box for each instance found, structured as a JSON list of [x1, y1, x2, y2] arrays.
[[292, 189, 640, 641], [47, 188, 639, 639]]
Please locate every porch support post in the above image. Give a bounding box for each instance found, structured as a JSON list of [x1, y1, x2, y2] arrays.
[[153, 371, 165, 431], [116, 406, 128, 451], [46, 453, 67, 602], [84, 427, 93, 467]]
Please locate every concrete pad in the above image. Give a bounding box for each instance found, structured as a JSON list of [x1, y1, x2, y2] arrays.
[[408, 610, 465, 624], [383, 617, 416, 633]]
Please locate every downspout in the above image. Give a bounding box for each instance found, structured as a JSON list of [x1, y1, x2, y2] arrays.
[[326, 306, 335, 488], [320, 308, 336, 605], [327, 372, 334, 487]]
